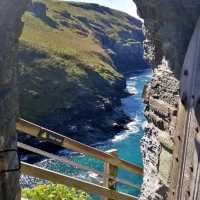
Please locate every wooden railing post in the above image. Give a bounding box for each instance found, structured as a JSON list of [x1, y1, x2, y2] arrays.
[[103, 149, 118, 200]]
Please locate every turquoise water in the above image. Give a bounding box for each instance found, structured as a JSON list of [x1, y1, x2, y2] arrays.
[[21, 68, 152, 199]]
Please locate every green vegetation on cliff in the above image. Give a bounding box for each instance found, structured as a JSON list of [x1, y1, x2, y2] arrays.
[[18, 0, 144, 144]]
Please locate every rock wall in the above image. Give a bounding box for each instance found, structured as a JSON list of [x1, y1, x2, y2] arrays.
[[0, 1, 29, 199], [133, 0, 200, 199], [134, 0, 200, 76], [140, 64, 179, 199]]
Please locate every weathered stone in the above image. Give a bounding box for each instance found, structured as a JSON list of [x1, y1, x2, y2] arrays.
[[0, 1, 29, 199], [159, 147, 173, 185], [140, 65, 179, 200], [133, 1, 200, 199], [134, 0, 200, 76]]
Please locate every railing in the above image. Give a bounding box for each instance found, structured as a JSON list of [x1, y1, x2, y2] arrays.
[[17, 118, 143, 200]]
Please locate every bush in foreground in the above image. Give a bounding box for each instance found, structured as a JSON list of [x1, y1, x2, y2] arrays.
[[22, 184, 90, 200]]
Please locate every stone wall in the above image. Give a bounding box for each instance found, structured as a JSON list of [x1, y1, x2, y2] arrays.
[[0, 1, 29, 199], [133, 0, 200, 199]]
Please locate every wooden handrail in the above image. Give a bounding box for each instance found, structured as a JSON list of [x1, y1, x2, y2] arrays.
[[18, 142, 140, 190], [21, 162, 137, 200], [17, 118, 143, 176]]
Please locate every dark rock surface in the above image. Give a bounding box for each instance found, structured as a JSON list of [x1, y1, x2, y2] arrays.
[[28, 2, 47, 18], [0, 0, 29, 199], [135, 0, 200, 76]]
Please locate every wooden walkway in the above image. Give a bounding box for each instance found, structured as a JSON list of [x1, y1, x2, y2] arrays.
[[17, 118, 143, 200]]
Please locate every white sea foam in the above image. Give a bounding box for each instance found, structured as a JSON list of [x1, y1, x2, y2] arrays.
[[127, 86, 138, 95], [142, 121, 148, 130], [144, 74, 152, 79], [89, 172, 99, 179], [76, 171, 103, 185], [89, 172, 103, 184], [126, 82, 138, 94], [111, 116, 141, 143]]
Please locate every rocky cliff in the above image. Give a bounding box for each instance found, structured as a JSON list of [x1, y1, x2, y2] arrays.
[[135, 0, 200, 76], [133, 0, 200, 199], [17, 0, 148, 157], [140, 64, 179, 199], [0, 0, 29, 199]]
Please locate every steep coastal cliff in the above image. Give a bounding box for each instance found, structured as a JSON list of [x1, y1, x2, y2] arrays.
[[18, 0, 147, 154], [133, 1, 200, 199]]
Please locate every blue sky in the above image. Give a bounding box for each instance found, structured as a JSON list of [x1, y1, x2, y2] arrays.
[[63, 0, 141, 20]]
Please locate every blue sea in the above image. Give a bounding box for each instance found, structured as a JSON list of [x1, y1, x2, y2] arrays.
[[21, 68, 152, 199]]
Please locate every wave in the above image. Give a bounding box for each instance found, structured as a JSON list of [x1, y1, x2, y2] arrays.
[[126, 86, 138, 95], [77, 171, 103, 185], [126, 81, 138, 94], [143, 74, 152, 79], [142, 121, 148, 130], [111, 116, 141, 143]]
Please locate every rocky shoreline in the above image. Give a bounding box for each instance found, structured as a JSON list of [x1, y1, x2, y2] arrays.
[[18, 89, 133, 163]]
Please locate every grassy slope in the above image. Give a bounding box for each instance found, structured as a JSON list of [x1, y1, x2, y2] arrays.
[[21, 0, 140, 77], [18, 0, 143, 142]]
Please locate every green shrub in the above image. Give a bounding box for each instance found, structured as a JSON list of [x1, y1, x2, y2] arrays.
[[22, 184, 90, 200]]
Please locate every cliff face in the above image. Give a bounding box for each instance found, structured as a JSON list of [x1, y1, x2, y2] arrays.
[[135, 0, 200, 76], [133, 1, 200, 199], [0, 0, 29, 199], [140, 64, 179, 199], [18, 0, 148, 152]]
